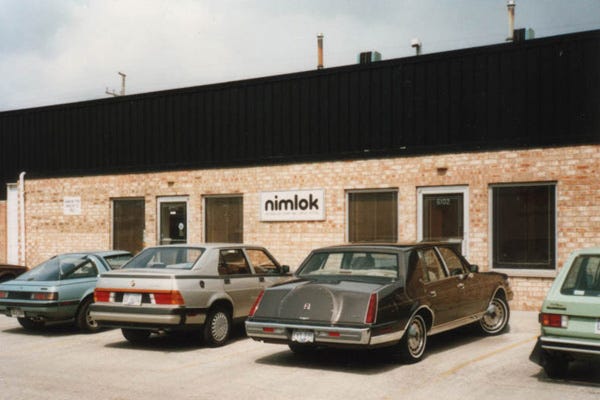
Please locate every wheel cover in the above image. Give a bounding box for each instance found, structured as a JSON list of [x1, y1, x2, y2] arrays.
[[210, 312, 229, 342], [407, 318, 426, 357], [86, 311, 98, 329], [481, 299, 506, 332]]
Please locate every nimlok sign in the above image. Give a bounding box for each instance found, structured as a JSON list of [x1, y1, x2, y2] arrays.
[[260, 189, 325, 221]]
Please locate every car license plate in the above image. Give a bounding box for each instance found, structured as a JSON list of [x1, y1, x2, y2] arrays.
[[123, 293, 142, 306], [292, 330, 315, 343], [10, 308, 25, 318]]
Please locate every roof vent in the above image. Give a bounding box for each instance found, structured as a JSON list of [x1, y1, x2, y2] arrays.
[[358, 51, 381, 64]]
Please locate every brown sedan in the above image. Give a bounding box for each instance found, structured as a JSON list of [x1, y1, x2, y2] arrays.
[[246, 242, 513, 363], [0, 264, 28, 283]]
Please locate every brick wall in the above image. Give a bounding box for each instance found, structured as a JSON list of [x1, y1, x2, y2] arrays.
[[19, 144, 600, 310]]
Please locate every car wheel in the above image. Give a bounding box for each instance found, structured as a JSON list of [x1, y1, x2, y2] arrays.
[[17, 317, 45, 331], [543, 354, 569, 379], [76, 297, 100, 333], [203, 307, 231, 347], [121, 328, 151, 344], [478, 296, 510, 335], [395, 314, 427, 363]]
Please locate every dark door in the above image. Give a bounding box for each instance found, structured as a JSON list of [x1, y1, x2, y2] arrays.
[[205, 196, 243, 243], [423, 193, 463, 253], [113, 199, 145, 254], [159, 201, 187, 245]]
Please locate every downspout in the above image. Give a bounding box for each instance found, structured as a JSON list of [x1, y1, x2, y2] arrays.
[[18, 172, 26, 265]]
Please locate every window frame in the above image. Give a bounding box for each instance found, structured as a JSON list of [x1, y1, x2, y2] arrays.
[[417, 186, 469, 257], [156, 196, 189, 245], [489, 182, 557, 277], [346, 188, 399, 243]]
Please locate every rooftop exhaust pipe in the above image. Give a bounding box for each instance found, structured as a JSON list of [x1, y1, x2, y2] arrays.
[[411, 38, 422, 55], [317, 33, 324, 69], [506, 0, 516, 41]]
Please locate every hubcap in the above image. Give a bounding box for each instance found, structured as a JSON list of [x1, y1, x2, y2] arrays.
[[407, 318, 425, 357], [211, 312, 229, 342], [481, 299, 505, 332]]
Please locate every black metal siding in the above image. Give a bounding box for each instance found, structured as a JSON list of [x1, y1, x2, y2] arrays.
[[1, 30, 599, 199]]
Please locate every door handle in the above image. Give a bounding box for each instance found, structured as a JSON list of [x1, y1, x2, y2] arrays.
[[258, 276, 265, 282], [429, 290, 437, 298], [457, 283, 465, 290], [224, 278, 231, 284]]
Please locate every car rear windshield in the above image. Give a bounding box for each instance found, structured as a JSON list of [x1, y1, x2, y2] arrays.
[[560, 255, 600, 296], [123, 247, 204, 270], [298, 251, 399, 279], [15, 255, 90, 281]]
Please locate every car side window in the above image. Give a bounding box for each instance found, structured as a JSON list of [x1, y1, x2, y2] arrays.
[[437, 247, 468, 276], [419, 249, 446, 283], [246, 249, 279, 274], [104, 254, 132, 269], [62, 260, 98, 280], [218, 249, 251, 275]]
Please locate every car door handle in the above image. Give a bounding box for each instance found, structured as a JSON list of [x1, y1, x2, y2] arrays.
[[258, 276, 265, 282], [429, 290, 437, 298], [457, 283, 465, 290]]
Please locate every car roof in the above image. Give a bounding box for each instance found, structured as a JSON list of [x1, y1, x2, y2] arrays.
[[313, 242, 457, 252], [57, 250, 132, 258], [142, 243, 266, 250]]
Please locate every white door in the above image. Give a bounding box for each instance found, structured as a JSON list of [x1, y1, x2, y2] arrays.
[[6, 184, 18, 264]]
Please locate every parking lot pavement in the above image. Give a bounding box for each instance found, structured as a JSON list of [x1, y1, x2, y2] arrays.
[[0, 310, 599, 400]]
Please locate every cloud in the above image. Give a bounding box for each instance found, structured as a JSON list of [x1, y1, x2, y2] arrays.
[[0, 0, 599, 111]]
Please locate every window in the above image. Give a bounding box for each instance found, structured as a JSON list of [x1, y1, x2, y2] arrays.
[[418, 186, 468, 255], [205, 196, 243, 243], [348, 190, 397, 242], [113, 199, 145, 254], [123, 247, 203, 270], [491, 184, 556, 270], [437, 247, 467, 276], [218, 249, 250, 275], [62, 260, 98, 280], [246, 249, 279, 274], [297, 251, 398, 278], [561, 255, 600, 296], [158, 197, 188, 245], [418, 248, 446, 283]]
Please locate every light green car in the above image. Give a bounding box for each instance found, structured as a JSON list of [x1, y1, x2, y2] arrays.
[[530, 247, 600, 378]]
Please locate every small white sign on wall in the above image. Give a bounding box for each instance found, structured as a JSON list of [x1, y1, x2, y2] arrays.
[[63, 196, 81, 215], [260, 189, 325, 222]]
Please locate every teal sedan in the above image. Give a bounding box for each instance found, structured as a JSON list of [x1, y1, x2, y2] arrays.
[[0, 251, 131, 332], [530, 247, 600, 378]]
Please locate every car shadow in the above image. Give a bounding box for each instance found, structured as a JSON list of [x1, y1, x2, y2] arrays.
[[531, 360, 600, 387], [253, 324, 490, 375], [103, 323, 249, 352], [1, 321, 85, 337]]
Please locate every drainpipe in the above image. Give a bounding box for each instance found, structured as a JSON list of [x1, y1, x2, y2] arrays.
[[18, 172, 26, 265]]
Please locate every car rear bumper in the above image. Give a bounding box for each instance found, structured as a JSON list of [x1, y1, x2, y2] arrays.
[[0, 301, 76, 321], [90, 304, 206, 330], [245, 320, 404, 348], [538, 335, 600, 357]]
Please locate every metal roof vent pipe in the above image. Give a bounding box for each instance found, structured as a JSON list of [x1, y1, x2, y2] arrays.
[[411, 38, 422, 55], [506, 0, 516, 41], [317, 33, 324, 69]]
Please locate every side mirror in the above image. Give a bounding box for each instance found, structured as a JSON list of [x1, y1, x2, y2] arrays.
[[469, 264, 479, 273], [281, 265, 290, 274]]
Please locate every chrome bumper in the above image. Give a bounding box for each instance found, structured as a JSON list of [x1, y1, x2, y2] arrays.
[[540, 335, 600, 356], [245, 320, 404, 346], [91, 310, 184, 325]]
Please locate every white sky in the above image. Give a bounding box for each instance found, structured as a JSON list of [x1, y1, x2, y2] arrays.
[[1, 0, 599, 111]]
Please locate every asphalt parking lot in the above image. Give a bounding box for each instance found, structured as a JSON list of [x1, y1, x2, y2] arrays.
[[0, 310, 598, 400]]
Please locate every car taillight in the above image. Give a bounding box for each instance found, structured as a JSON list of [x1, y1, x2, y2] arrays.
[[153, 291, 184, 305], [365, 293, 378, 324], [248, 290, 265, 317], [94, 289, 111, 302], [540, 313, 568, 328], [31, 292, 58, 301], [0, 291, 8, 299]]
